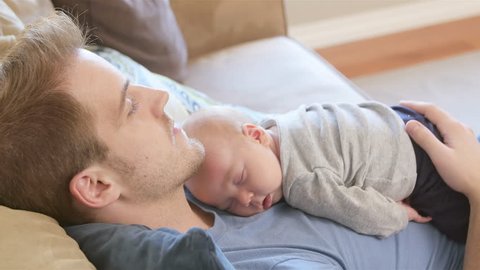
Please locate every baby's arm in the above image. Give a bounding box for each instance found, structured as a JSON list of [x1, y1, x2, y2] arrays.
[[285, 168, 411, 237]]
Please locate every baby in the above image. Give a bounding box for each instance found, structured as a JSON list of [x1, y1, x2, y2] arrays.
[[183, 102, 469, 242]]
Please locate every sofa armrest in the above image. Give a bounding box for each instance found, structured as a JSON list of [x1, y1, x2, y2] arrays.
[[171, 0, 286, 59]]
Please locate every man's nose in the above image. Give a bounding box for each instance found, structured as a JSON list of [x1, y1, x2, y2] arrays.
[[148, 89, 169, 119], [237, 190, 253, 207]]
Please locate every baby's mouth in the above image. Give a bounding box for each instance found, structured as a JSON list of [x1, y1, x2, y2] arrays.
[[262, 194, 273, 210]]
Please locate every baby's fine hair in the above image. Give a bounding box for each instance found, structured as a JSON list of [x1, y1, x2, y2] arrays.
[[183, 106, 254, 137]]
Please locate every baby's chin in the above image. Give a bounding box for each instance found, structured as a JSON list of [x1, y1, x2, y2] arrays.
[[228, 210, 256, 217], [230, 206, 268, 217]]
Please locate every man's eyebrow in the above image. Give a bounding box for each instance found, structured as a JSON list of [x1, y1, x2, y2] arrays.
[[118, 78, 130, 116]]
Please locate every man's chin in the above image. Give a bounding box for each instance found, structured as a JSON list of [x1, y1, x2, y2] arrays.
[[183, 138, 205, 181]]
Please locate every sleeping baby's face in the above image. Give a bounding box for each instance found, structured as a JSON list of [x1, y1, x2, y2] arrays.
[[185, 122, 283, 216]]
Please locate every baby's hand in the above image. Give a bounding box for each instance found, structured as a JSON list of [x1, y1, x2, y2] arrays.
[[399, 201, 432, 223]]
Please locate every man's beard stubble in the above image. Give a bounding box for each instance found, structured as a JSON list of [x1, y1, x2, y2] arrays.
[[110, 137, 205, 203], [182, 137, 205, 182]]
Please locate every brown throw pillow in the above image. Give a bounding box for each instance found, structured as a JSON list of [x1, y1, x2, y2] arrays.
[[0, 206, 95, 270], [52, 0, 188, 81]]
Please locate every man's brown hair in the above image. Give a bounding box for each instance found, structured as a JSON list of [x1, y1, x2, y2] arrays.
[[0, 13, 108, 225]]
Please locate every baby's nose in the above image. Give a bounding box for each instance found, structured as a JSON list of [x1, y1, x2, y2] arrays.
[[237, 191, 254, 207]]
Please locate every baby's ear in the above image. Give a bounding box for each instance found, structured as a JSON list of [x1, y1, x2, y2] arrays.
[[242, 123, 269, 145]]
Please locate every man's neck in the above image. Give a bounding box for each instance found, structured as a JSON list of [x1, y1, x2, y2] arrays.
[[96, 188, 214, 232], [142, 190, 214, 232]]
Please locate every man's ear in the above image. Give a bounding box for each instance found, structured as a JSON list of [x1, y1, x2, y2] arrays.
[[242, 123, 269, 145], [69, 165, 121, 209]]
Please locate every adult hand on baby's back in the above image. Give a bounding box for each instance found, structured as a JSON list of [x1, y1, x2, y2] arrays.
[[401, 101, 480, 201]]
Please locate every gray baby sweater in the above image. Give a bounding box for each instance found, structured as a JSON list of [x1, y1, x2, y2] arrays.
[[261, 102, 417, 237]]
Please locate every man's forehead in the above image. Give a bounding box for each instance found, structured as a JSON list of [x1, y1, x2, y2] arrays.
[[75, 49, 117, 72], [66, 49, 124, 125]]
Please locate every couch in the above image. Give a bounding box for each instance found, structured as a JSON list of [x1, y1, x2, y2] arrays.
[[0, 0, 368, 269]]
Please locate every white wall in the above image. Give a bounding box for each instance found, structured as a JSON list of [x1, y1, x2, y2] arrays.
[[286, 0, 480, 48], [285, 0, 415, 26]]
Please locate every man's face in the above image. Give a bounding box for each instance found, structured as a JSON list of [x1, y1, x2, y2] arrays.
[[67, 49, 204, 202]]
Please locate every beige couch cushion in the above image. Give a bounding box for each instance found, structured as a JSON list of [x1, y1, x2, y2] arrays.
[[171, 0, 286, 59], [0, 1, 22, 57], [0, 206, 95, 270], [3, 0, 54, 25], [184, 36, 368, 114], [0, 0, 54, 59]]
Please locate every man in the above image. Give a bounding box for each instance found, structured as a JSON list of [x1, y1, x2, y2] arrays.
[[0, 12, 207, 231], [0, 13, 478, 269]]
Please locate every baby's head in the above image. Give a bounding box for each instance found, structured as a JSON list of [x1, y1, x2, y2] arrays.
[[183, 106, 283, 216]]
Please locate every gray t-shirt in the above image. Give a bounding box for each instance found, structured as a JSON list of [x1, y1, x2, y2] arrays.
[[261, 102, 417, 237]]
